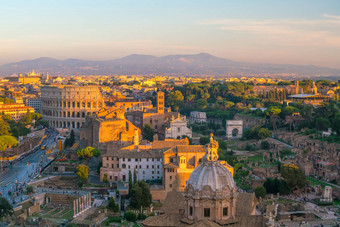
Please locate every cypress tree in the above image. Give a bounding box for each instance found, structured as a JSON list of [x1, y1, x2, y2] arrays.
[[128, 170, 132, 196], [133, 167, 137, 184]]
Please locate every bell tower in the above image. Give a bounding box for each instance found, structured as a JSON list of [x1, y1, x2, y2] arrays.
[[157, 91, 164, 114]]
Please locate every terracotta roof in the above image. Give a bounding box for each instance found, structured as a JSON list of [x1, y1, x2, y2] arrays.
[[142, 213, 182, 227], [236, 193, 256, 216], [160, 191, 185, 214], [104, 148, 166, 158], [176, 145, 205, 153], [164, 163, 179, 169], [152, 138, 189, 149]]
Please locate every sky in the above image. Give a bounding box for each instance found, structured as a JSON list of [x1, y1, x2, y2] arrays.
[[1, 0, 340, 68]]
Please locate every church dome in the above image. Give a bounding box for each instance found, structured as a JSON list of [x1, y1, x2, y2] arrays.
[[187, 160, 235, 192], [186, 134, 235, 192]]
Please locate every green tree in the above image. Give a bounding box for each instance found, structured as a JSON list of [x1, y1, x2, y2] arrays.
[[258, 128, 270, 139], [76, 165, 90, 184], [196, 98, 208, 109], [332, 112, 340, 135], [142, 124, 154, 142], [129, 170, 133, 195], [139, 181, 152, 208], [103, 173, 108, 183], [69, 130, 75, 146], [133, 167, 137, 184], [0, 197, 13, 218], [281, 164, 306, 190], [137, 213, 147, 221], [76, 147, 94, 159], [130, 186, 143, 209], [130, 181, 152, 209], [261, 141, 270, 149], [124, 211, 137, 222], [199, 136, 210, 145], [0, 119, 10, 136], [315, 117, 330, 131], [254, 186, 266, 199], [167, 90, 184, 111], [265, 106, 281, 133], [26, 185, 35, 194], [107, 197, 120, 212], [92, 148, 101, 157], [0, 135, 18, 170], [19, 110, 32, 125], [186, 94, 196, 102]]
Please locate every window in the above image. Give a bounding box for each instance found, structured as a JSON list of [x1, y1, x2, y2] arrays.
[[123, 158, 125, 161], [112, 164, 114, 168], [169, 184, 172, 188], [157, 165, 160, 169], [152, 171, 154, 174], [204, 208, 210, 217], [178, 127, 180, 132], [128, 158, 131, 162], [139, 165, 141, 169], [122, 164, 126, 169], [111, 157, 114, 161], [147, 158, 149, 162], [110, 176, 112, 180], [170, 176, 172, 180], [157, 171, 159, 174], [106, 157, 108, 161], [190, 207, 193, 216], [106, 164, 109, 167], [152, 158, 154, 161], [152, 165, 154, 168], [135, 158, 138, 162], [128, 165, 130, 169], [117, 164, 119, 168], [122, 175, 126, 181], [223, 207, 228, 217]]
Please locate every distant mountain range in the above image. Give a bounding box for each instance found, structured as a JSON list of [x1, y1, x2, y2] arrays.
[[1, 53, 339, 76]]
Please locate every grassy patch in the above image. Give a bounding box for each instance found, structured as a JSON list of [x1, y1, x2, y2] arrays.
[[247, 155, 263, 162], [307, 177, 334, 188], [60, 209, 74, 219]]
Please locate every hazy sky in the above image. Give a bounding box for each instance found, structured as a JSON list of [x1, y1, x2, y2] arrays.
[[1, 0, 340, 68]]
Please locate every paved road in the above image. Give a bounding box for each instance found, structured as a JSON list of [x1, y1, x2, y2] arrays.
[[0, 130, 58, 206]]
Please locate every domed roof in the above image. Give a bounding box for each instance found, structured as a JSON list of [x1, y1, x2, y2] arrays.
[[187, 161, 235, 192], [186, 134, 235, 192]]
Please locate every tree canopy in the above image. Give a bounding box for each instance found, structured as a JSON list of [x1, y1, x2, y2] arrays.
[[76, 165, 90, 184], [167, 90, 184, 111], [142, 124, 154, 142]]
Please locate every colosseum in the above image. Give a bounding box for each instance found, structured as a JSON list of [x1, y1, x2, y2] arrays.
[[41, 85, 105, 129]]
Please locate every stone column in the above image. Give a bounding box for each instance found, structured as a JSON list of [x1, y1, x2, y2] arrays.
[[89, 193, 91, 207], [82, 195, 85, 211], [73, 200, 75, 216], [79, 197, 82, 213], [75, 199, 78, 215], [85, 194, 88, 209]]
